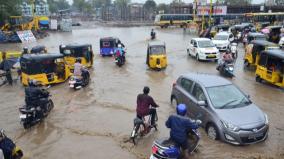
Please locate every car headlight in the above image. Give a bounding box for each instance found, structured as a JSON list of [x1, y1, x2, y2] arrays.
[[264, 113, 269, 125], [221, 120, 240, 132]]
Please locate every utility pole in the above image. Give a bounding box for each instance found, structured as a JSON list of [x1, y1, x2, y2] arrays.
[[209, 0, 213, 26]]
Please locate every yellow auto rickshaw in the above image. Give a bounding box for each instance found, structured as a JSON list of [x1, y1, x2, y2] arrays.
[[255, 49, 284, 88], [244, 40, 279, 67], [0, 51, 22, 62], [20, 53, 71, 86], [59, 44, 94, 69], [147, 41, 167, 70]]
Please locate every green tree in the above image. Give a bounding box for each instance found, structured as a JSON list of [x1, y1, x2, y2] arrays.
[[114, 0, 130, 20], [0, 0, 22, 22], [157, 3, 169, 14], [144, 0, 156, 11], [275, 0, 284, 5], [47, 0, 70, 13], [91, 0, 111, 8]]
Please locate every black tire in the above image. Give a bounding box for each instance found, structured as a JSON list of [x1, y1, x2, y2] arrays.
[[47, 100, 54, 112], [256, 76, 262, 83], [23, 122, 30, 129], [206, 124, 219, 140]]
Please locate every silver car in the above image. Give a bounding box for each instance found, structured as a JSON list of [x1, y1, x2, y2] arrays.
[[171, 73, 269, 145]]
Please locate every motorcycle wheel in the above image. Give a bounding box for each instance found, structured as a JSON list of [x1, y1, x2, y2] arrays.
[[47, 100, 54, 112], [131, 123, 141, 145], [23, 122, 30, 129]]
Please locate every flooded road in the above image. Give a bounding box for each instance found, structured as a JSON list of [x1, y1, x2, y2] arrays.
[[0, 24, 284, 159]]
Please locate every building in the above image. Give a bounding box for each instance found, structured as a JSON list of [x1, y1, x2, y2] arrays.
[[21, 1, 49, 16]]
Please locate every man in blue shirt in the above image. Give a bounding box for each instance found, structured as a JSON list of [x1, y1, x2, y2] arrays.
[[166, 104, 199, 158]]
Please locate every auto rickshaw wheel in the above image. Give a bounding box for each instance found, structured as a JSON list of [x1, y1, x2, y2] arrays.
[[256, 76, 262, 83]]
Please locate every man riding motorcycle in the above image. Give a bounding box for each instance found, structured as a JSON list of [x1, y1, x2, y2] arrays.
[[151, 29, 156, 40], [24, 79, 48, 118], [217, 49, 233, 70], [165, 104, 199, 158], [115, 44, 125, 63], [0, 129, 16, 159], [136, 86, 159, 127]]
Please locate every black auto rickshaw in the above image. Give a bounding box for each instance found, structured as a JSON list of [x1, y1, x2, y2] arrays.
[[30, 45, 47, 54], [244, 40, 279, 67], [20, 53, 71, 86], [255, 49, 284, 88], [59, 44, 94, 69]]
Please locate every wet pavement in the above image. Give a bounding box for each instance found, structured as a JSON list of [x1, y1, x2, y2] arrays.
[[0, 24, 284, 159]]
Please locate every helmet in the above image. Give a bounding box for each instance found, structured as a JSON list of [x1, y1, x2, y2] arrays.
[[143, 86, 150, 94], [28, 79, 38, 86], [176, 104, 187, 116], [118, 44, 122, 48], [250, 28, 256, 32], [76, 58, 81, 63]]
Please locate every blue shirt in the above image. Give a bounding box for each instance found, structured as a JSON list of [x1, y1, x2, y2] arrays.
[[166, 114, 198, 144]]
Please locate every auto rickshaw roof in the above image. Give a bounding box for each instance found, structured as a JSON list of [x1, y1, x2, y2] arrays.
[[100, 37, 119, 41], [266, 25, 282, 29], [251, 40, 278, 46], [216, 24, 230, 29], [262, 49, 284, 60], [21, 53, 64, 62], [31, 45, 46, 52], [61, 44, 92, 49], [148, 41, 165, 47], [247, 32, 266, 37]]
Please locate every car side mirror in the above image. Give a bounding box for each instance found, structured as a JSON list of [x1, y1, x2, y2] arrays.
[[197, 101, 207, 107]]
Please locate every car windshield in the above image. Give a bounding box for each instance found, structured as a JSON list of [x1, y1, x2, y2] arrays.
[[198, 41, 215, 48], [214, 35, 228, 40], [206, 84, 251, 109], [150, 46, 165, 55]]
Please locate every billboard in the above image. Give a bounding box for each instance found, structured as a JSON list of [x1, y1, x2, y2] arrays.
[[16, 30, 36, 43], [197, 6, 227, 16]]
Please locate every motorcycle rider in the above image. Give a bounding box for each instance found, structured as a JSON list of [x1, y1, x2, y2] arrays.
[[150, 29, 156, 39], [217, 49, 233, 70], [166, 104, 199, 158], [136, 86, 159, 127], [25, 79, 48, 118], [74, 58, 84, 78], [0, 129, 16, 159]]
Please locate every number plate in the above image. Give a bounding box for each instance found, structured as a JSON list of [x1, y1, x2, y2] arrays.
[[207, 54, 216, 58], [248, 133, 263, 139]]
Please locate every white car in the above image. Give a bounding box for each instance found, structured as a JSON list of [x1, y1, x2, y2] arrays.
[[187, 38, 220, 61], [212, 32, 234, 52]]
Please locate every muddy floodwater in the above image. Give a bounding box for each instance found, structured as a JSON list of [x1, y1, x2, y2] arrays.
[[0, 23, 284, 159]]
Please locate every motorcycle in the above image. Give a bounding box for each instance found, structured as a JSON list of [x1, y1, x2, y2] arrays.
[[0, 130, 23, 159], [217, 61, 235, 78], [149, 120, 202, 159], [69, 69, 90, 90], [229, 43, 238, 59], [19, 88, 54, 129], [115, 54, 125, 67], [130, 108, 158, 145]]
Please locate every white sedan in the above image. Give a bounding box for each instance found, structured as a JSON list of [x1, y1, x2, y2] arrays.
[[187, 38, 220, 61]]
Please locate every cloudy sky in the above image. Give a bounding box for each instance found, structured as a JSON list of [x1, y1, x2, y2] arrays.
[[67, 0, 266, 4]]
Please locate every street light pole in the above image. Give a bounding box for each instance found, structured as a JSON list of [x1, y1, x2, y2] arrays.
[[209, 0, 213, 26]]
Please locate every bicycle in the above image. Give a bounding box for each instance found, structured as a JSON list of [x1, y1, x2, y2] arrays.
[[130, 108, 158, 145]]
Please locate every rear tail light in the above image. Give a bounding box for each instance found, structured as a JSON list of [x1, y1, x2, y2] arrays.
[[152, 145, 158, 154]]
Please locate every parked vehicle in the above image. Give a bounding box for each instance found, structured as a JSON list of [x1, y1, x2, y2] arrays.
[[171, 73, 269, 145], [217, 61, 235, 78], [187, 38, 219, 61], [212, 32, 234, 52], [149, 120, 201, 159], [255, 49, 284, 88]]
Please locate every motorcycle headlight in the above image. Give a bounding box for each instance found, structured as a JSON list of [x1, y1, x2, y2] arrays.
[[229, 67, 234, 71], [222, 120, 240, 132], [264, 113, 269, 125]]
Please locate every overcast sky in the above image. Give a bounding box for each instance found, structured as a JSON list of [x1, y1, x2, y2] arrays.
[[67, 0, 266, 5]]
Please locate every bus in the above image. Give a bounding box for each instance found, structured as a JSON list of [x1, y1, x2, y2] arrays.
[[154, 14, 193, 28], [244, 12, 284, 24]]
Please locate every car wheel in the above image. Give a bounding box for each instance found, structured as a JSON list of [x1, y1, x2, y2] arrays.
[[196, 54, 200, 61], [207, 124, 219, 140], [171, 97, 178, 107]]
